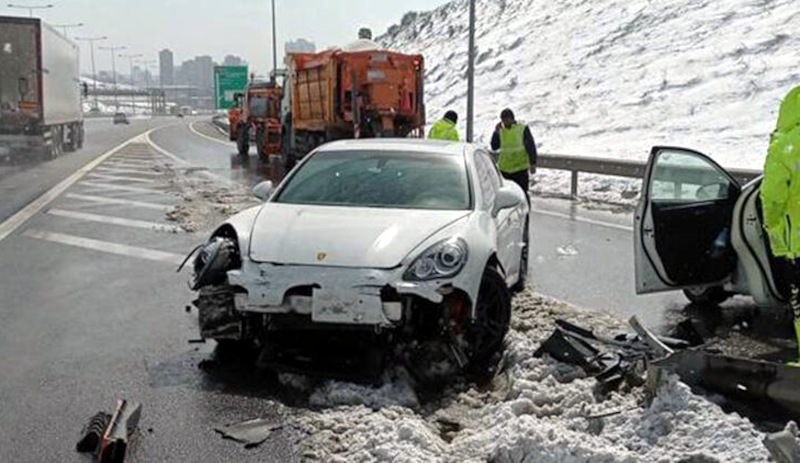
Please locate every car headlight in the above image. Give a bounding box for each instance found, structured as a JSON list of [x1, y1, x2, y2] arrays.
[[404, 238, 468, 281]]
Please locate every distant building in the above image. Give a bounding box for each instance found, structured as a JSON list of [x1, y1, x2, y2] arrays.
[[175, 55, 217, 110], [222, 55, 246, 67], [285, 38, 316, 54], [159, 49, 174, 86]]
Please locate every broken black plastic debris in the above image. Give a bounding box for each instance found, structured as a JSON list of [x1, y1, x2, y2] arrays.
[[76, 399, 142, 463]]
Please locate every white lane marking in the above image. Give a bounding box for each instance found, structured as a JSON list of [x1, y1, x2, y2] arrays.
[[94, 167, 159, 176], [86, 173, 156, 184], [65, 193, 172, 211], [47, 208, 183, 233], [189, 120, 234, 147], [23, 229, 184, 264], [115, 155, 156, 160], [533, 208, 633, 232], [103, 159, 153, 167], [0, 137, 136, 243], [78, 181, 167, 195]]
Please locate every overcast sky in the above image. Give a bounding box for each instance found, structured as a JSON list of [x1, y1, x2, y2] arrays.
[[0, 0, 450, 74]]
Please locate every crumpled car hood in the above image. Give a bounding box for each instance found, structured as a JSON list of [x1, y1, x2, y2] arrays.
[[248, 203, 470, 268]]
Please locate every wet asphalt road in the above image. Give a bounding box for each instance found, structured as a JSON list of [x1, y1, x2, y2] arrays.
[[0, 117, 714, 461], [0, 118, 298, 462]]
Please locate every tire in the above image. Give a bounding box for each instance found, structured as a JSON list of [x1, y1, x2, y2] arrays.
[[64, 123, 78, 152], [467, 266, 512, 368], [255, 126, 267, 160], [683, 286, 730, 305], [76, 123, 85, 149], [236, 125, 249, 157], [512, 217, 530, 293]]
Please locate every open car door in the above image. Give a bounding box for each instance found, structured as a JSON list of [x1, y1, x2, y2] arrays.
[[635, 146, 741, 294]]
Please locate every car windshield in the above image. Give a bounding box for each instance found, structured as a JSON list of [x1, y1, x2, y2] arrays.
[[275, 150, 471, 210]]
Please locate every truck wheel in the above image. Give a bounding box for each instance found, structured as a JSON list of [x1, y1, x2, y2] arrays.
[[255, 126, 267, 160], [467, 266, 511, 370], [77, 124, 85, 149], [64, 123, 78, 152], [236, 125, 249, 157], [683, 286, 730, 305]]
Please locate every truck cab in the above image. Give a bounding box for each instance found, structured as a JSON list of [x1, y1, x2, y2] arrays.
[[230, 82, 283, 160]]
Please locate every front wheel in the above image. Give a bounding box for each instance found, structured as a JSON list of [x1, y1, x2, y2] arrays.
[[255, 126, 267, 160], [236, 125, 249, 157], [467, 266, 512, 369], [512, 216, 530, 293], [683, 286, 730, 305]]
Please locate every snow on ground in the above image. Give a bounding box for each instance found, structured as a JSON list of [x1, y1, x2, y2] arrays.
[[378, 0, 798, 204], [160, 165, 260, 233], [291, 292, 770, 462]]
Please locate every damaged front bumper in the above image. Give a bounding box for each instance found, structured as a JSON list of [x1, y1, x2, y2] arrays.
[[225, 261, 468, 327]]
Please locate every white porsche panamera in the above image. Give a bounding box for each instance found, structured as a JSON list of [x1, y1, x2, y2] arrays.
[[187, 139, 529, 380]]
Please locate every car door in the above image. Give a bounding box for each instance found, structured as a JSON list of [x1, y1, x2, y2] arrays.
[[475, 150, 523, 282], [635, 146, 741, 294]]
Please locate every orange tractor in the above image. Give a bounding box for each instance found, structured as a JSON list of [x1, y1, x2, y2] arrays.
[[228, 81, 283, 159], [283, 39, 425, 166]]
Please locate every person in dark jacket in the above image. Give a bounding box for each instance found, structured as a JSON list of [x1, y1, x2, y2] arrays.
[[490, 108, 537, 199]]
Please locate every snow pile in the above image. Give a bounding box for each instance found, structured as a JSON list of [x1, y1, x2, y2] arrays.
[[161, 165, 259, 233], [309, 374, 420, 410], [378, 0, 798, 203], [294, 292, 770, 462]]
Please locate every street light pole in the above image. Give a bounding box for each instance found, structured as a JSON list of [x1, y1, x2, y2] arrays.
[[466, 0, 476, 142], [75, 35, 107, 111], [120, 53, 142, 114], [141, 59, 157, 115], [99, 45, 126, 112], [52, 22, 84, 35], [6, 3, 53, 17], [271, 0, 277, 83]]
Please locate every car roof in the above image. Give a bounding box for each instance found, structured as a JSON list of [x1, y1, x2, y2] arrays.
[[318, 139, 470, 157]]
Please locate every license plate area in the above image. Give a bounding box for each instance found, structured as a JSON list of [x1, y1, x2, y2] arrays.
[[311, 288, 382, 324]]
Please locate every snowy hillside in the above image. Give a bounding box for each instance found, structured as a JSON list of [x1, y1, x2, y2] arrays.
[[379, 0, 799, 169]]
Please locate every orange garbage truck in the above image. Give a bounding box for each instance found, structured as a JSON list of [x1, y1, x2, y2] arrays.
[[228, 80, 283, 159], [284, 38, 425, 165]]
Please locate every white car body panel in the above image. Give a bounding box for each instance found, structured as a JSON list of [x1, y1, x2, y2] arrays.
[[212, 139, 528, 327], [634, 145, 786, 311], [249, 204, 470, 268]]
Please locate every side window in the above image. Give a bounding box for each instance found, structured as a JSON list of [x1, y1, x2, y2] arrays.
[[650, 149, 735, 202], [474, 151, 499, 210]]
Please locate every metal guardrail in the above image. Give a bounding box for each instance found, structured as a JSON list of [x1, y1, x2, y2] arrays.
[[205, 115, 762, 200], [537, 153, 762, 198]]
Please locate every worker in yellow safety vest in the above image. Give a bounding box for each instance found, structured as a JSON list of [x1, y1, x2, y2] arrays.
[[761, 85, 800, 362], [490, 108, 538, 201], [428, 111, 460, 141]]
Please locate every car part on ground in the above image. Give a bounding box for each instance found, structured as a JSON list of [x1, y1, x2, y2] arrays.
[[76, 399, 142, 463], [214, 418, 283, 449], [538, 315, 800, 422]]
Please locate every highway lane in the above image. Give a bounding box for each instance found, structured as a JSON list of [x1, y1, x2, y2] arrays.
[[0, 117, 177, 224], [0, 122, 299, 462]]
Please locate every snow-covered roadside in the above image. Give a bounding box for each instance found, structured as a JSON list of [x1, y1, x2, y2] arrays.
[[291, 293, 770, 462]]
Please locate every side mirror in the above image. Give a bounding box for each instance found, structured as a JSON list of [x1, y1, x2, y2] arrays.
[[492, 183, 524, 217], [252, 180, 274, 201]]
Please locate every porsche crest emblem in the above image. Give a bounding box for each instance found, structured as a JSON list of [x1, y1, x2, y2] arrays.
[[316, 252, 328, 261]]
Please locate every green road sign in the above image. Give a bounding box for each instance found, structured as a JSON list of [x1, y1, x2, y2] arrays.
[[214, 66, 248, 110]]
